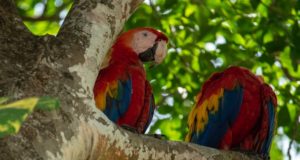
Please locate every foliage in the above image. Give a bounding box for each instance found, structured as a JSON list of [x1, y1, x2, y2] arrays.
[[15, 0, 72, 35], [0, 97, 60, 138], [14, 0, 300, 159]]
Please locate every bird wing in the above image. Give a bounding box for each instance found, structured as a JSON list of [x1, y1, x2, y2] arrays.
[[257, 84, 277, 154], [135, 81, 156, 133], [185, 67, 247, 148], [186, 66, 277, 156], [94, 65, 132, 123]]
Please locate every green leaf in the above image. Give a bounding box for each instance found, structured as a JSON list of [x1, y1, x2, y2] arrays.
[[0, 108, 30, 138], [290, 22, 300, 71], [0, 97, 9, 104], [279, 46, 300, 79], [250, 0, 260, 9], [287, 103, 297, 122], [277, 106, 291, 127], [0, 97, 60, 138], [0, 98, 38, 138], [233, 33, 246, 46], [257, 4, 268, 17], [184, 4, 196, 17], [35, 96, 60, 110], [270, 136, 284, 160], [263, 31, 274, 44]]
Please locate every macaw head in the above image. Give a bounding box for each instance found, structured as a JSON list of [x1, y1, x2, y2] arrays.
[[114, 27, 168, 64]]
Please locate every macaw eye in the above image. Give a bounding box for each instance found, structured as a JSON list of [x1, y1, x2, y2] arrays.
[[143, 32, 148, 37]]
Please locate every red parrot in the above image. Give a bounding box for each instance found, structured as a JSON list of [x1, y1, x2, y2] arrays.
[[185, 66, 277, 157], [93, 27, 168, 133]]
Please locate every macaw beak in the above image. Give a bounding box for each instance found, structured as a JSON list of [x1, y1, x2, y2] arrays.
[[138, 42, 158, 62]]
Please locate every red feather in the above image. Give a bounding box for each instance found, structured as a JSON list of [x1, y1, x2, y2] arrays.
[[186, 66, 277, 156], [93, 27, 165, 133]]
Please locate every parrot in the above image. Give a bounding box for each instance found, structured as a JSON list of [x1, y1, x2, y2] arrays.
[[93, 27, 168, 134], [185, 66, 277, 158]]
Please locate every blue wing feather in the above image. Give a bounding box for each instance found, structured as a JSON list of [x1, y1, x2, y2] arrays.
[[261, 101, 276, 154], [191, 85, 244, 147], [103, 78, 132, 122], [118, 80, 132, 115]]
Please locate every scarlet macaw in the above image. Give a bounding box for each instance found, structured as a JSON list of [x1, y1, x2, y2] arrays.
[[93, 27, 168, 133], [185, 66, 277, 157]]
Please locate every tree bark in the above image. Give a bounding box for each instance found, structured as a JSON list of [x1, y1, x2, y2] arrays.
[[0, 0, 261, 159]]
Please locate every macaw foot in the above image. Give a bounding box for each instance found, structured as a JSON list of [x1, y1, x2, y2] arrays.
[[121, 125, 138, 134], [146, 134, 167, 140]]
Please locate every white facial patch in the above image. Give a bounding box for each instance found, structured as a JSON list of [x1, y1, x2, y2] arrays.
[[131, 31, 157, 54], [154, 40, 167, 64]]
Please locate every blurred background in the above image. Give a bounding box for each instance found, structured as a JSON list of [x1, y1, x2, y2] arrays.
[[14, 0, 300, 159]]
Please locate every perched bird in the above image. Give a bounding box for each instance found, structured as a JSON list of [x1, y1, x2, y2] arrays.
[[185, 66, 277, 157], [93, 27, 168, 133]]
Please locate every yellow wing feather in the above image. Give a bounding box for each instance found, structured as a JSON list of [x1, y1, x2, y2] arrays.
[[185, 88, 224, 141], [95, 80, 119, 111]]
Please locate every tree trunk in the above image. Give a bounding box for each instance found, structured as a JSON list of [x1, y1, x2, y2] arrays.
[[0, 0, 261, 159]]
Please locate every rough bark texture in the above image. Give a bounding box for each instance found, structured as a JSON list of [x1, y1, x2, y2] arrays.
[[0, 0, 261, 159]]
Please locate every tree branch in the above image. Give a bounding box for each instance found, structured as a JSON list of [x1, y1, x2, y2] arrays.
[[0, 0, 17, 15], [48, 120, 261, 160], [0, 0, 33, 36], [0, 0, 263, 159], [0, 0, 40, 97]]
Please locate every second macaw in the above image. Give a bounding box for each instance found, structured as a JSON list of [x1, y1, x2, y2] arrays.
[[93, 27, 168, 133], [185, 66, 277, 157]]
